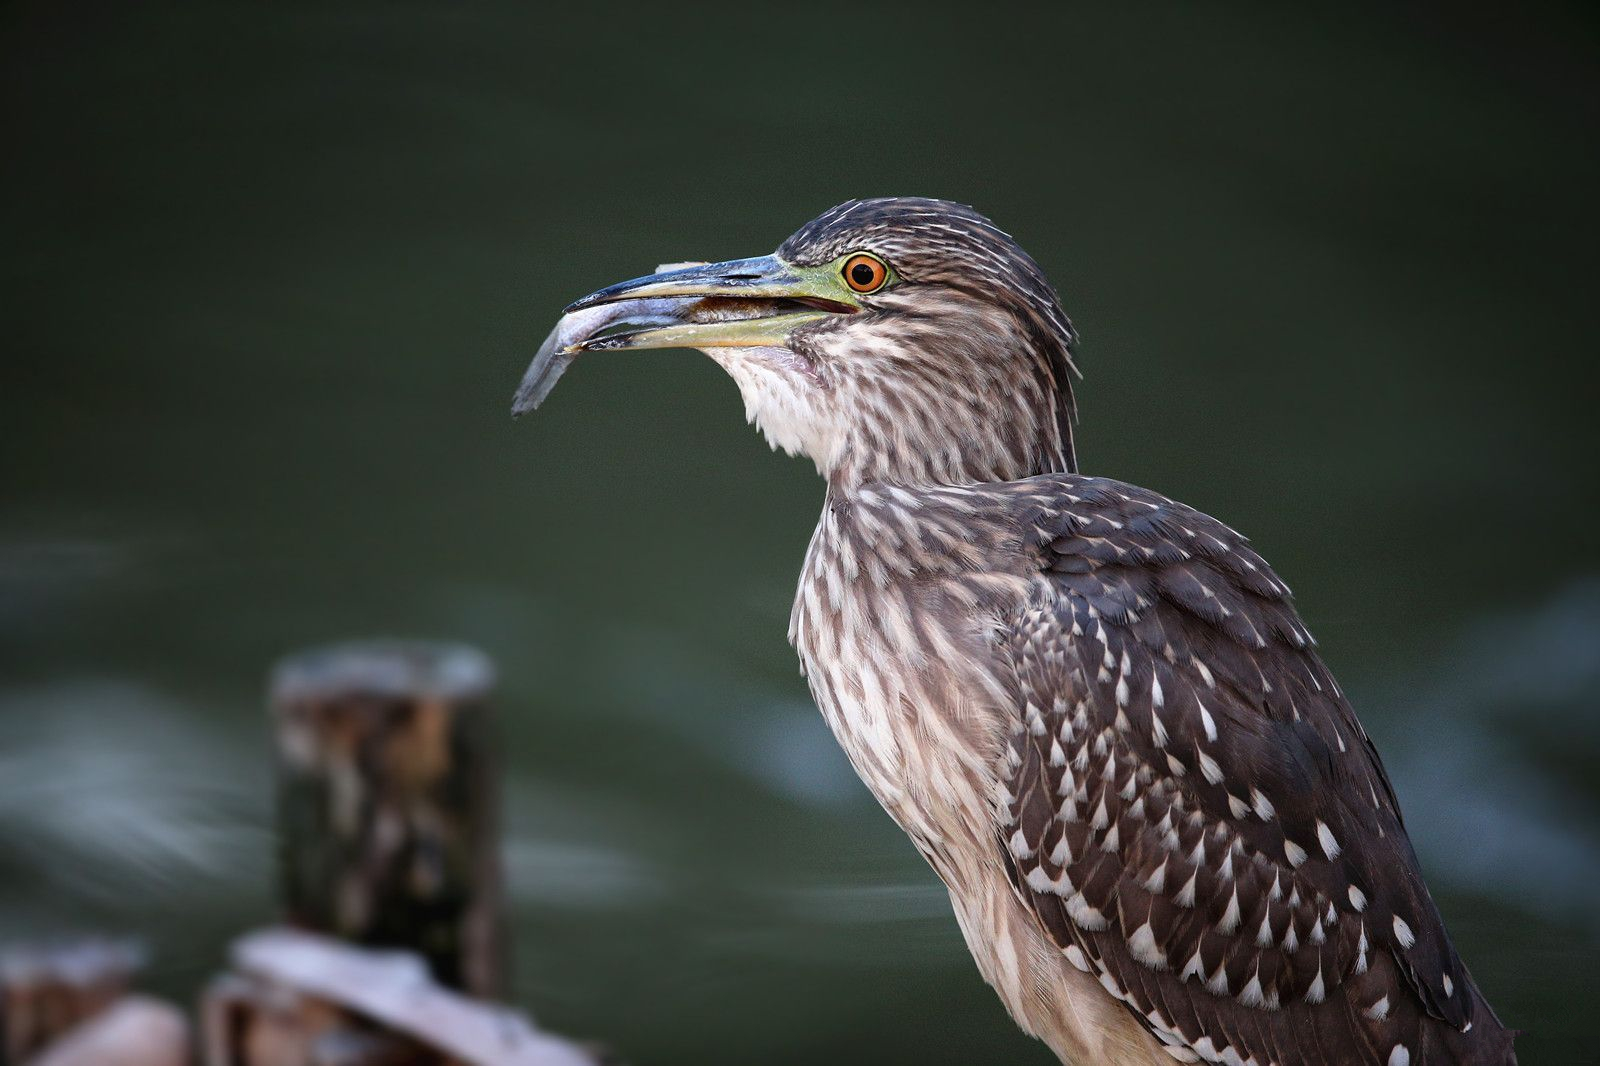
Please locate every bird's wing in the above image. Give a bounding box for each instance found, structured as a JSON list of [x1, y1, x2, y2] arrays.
[[995, 475, 1514, 1065]]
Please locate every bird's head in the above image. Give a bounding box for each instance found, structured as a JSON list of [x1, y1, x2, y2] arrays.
[[517, 197, 1079, 488]]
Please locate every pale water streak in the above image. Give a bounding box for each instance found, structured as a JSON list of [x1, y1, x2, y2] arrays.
[[0, 681, 269, 902]]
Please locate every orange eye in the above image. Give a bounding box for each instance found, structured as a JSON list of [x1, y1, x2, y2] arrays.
[[842, 253, 888, 294]]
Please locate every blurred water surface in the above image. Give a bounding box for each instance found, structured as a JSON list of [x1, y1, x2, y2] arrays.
[[3, 4, 1598, 1063]]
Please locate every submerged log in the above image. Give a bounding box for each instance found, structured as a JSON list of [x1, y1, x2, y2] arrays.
[[0, 940, 144, 1065], [270, 642, 503, 999]]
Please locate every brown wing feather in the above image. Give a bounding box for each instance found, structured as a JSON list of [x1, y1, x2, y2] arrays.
[[997, 476, 1515, 1065]]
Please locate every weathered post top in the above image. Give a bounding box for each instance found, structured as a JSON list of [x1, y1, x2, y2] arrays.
[[271, 640, 495, 706], [270, 640, 503, 1001]]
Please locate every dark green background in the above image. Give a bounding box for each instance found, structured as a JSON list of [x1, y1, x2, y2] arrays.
[[3, 4, 1598, 1063]]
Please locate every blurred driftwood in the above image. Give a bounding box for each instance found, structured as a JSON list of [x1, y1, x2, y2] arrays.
[[0, 940, 144, 1065], [200, 969, 430, 1066], [271, 642, 504, 999], [24, 995, 188, 1066], [6, 642, 603, 1066], [221, 641, 603, 1066], [202, 930, 593, 1066]]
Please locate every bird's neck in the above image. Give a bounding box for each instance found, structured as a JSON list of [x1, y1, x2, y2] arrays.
[[820, 389, 1074, 493], [825, 446, 1070, 494], [808, 314, 1076, 493]]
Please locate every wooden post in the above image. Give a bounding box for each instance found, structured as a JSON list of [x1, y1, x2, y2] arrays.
[[270, 641, 503, 1000]]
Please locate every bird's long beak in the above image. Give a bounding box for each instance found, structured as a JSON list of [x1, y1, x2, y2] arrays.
[[561, 254, 852, 353], [513, 254, 855, 415]]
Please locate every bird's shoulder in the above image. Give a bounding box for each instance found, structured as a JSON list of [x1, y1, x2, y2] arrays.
[[840, 473, 1263, 572], [932, 472, 1516, 1065]]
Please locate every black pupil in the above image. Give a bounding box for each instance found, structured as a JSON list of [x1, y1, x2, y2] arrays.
[[851, 261, 876, 287]]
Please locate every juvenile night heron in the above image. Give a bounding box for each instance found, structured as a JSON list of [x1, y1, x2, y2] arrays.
[[515, 198, 1516, 1065]]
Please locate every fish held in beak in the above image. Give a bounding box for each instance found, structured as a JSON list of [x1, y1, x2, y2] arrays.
[[512, 263, 721, 416]]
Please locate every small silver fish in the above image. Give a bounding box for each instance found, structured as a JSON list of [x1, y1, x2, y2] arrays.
[[511, 263, 710, 417], [509, 297, 682, 416]]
